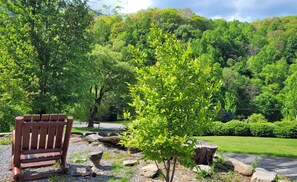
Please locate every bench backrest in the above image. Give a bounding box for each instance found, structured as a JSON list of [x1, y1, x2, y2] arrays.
[[15, 114, 72, 153]]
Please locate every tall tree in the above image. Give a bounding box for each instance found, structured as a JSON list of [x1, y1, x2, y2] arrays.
[[0, 0, 93, 114], [282, 71, 297, 120], [86, 45, 134, 127]]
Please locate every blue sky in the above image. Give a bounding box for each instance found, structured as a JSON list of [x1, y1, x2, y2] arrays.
[[87, 0, 297, 22]]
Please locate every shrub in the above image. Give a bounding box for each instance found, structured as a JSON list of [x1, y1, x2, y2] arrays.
[[250, 123, 274, 137], [225, 120, 250, 136], [207, 120, 297, 138], [247, 113, 268, 123], [207, 121, 226, 136], [274, 121, 297, 138]]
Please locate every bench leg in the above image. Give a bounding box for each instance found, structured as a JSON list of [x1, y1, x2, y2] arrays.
[[12, 155, 22, 181], [12, 167, 22, 181]]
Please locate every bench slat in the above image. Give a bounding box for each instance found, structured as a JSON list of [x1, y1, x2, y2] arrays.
[[21, 148, 62, 155], [23, 121, 66, 127], [22, 125, 30, 150], [47, 125, 56, 149], [21, 152, 61, 163]]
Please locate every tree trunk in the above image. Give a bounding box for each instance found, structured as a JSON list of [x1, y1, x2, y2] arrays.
[[166, 159, 170, 182], [88, 86, 105, 127], [193, 140, 218, 165], [88, 104, 98, 127]]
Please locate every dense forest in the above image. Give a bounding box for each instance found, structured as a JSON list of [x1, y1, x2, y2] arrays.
[[1, 2, 297, 131], [90, 8, 297, 123]]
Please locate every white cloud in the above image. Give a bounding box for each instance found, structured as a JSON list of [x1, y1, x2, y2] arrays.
[[120, 0, 152, 14], [211, 13, 252, 22], [227, 13, 252, 22], [89, 0, 297, 21]]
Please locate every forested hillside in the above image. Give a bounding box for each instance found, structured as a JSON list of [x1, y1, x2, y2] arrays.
[[0, 5, 296, 131]]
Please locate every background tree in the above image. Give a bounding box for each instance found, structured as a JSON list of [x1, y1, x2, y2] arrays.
[[122, 28, 221, 182], [85, 45, 134, 127], [282, 71, 297, 120], [252, 93, 282, 121]]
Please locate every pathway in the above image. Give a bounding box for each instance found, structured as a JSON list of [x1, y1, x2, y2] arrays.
[[72, 122, 124, 130], [223, 153, 297, 180]]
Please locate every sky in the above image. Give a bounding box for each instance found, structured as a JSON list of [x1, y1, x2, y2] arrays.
[[87, 0, 297, 22]]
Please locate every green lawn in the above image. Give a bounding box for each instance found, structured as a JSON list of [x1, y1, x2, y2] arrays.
[[198, 136, 297, 158]]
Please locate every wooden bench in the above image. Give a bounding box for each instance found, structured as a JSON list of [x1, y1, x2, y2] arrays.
[[11, 114, 73, 181]]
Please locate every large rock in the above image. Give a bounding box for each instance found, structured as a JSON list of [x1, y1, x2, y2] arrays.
[[251, 168, 277, 182], [70, 134, 83, 143], [89, 151, 103, 168], [86, 134, 102, 143], [224, 159, 253, 176], [71, 166, 92, 177], [123, 160, 138, 166], [127, 147, 141, 154], [98, 136, 122, 147], [193, 140, 218, 165], [193, 165, 212, 174], [140, 164, 159, 178]]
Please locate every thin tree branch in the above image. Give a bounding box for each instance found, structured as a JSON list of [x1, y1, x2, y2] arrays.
[[154, 160, 166, 179], [166, 159, 170, 182], [170, 156, 178, 182], [163, 159, 167, 171]]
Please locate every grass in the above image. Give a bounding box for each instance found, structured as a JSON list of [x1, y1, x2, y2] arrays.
[[108, 161, 134, 182], [111, 161, 125, 173], [198, 136, 297, 158], [0, 135, 11, 145], [69, 151, 91, 163], [102, 151, 129, 160], [48, 175, 66, 182]]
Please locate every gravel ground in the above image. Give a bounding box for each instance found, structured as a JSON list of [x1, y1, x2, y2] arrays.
[[0, 138, 141, 182], [0, 138, 238, 182], [0, 145, 11, 182], [1, 135, 272, 182]]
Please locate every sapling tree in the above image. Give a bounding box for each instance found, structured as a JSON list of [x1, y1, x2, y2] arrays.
[[121, 28, 221, 182]]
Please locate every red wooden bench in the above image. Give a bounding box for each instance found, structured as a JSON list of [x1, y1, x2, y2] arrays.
[[11, 114, 73, 181]]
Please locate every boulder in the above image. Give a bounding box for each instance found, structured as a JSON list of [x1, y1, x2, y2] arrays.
[[108, 132, 118, 136], [193, 140, 218, 165], [127, 147, 141, 154], [71, 132, 84, 136], [85, 134, 102, 143], [224, 159, 253, 176], [90, 141, 100, 146], [89, 151, 103, 168], [98, 136, 122, 147], [123, 160, 138, 166], [193, 164, 212, 174], [251, 168, 277, 182], [71, 166, 92, 177], [140, 164, 159, 178], [98, 131, 110, 136], [85, 132, 97, 136], [70, 134, 83, 143]]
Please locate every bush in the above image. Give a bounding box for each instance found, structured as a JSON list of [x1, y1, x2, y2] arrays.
[[225, 120, 250, 136], [206, 121, 225, 136], [206, 120, 297, 138], [274, 121, 297, 138], [247, 113, 268, 123], [250, 123, 274, 137]]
